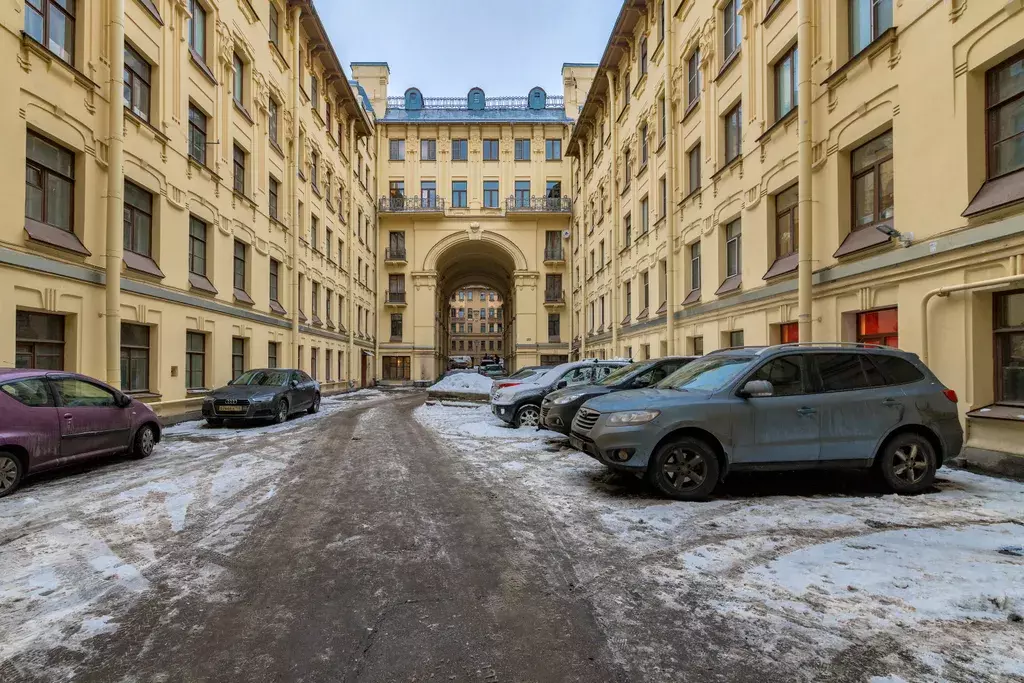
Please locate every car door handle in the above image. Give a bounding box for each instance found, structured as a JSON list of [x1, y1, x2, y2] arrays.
[[63, 413, 73, 419], [881, 398, 901, 407]]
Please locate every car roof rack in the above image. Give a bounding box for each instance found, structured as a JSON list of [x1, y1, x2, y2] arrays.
[[770, 342, 893, 353]]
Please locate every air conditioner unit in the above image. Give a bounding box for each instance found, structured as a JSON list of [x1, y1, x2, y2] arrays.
[[561, 229, 571, 240]]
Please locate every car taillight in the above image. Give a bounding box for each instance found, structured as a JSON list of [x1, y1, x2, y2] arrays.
[[943, 389, 958, 403], [497, 381, 518, 389]]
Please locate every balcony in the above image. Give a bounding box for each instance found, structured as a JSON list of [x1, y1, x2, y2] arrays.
[[505, 196, 572, 217], [544, 289, 566, 307], [378, 196, 446, 218], [384, 291, 407, 306], [543, 246, 566, 265], [384, 247, 407, 265]]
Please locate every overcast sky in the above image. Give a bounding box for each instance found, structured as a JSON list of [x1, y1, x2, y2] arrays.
[[318, 0, 623, 100]]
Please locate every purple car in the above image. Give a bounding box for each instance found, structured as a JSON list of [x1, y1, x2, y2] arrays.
[[0, 369, 162, 498]]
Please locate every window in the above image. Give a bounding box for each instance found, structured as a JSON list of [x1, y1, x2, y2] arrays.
[[642, 271, 650, 310], [1, 379, 54, 407], [751, 356, 805, 396], [25, 0, 76, 65], [310, 150, 319, 190], [722, 0, 742, 60], [483, 139, 499, 160], [233, 240, 247, 292], [726, 219, 742, 278], [548, 313, 561, 340], [124, 44, 151, 121], [116, 323, 151, 392], [850, 0, 893, 57], [232, 53, 244, 106], [188, 216, 207, 275], [724, 102, 742, 164], [325, 228, 333, 260], [311, 281, 320, 317], [689, 242, 701, 292], [857, 308, 899, 347], [233, 144, 246, 195], [624, 213, 632, 247], [25, 132, 74, 233], [382, 357, 411, 381], [599, 239, 606, 266], [545, 274, 562, 302], [310, 215, 318, 250], [310, 75, 319, 110], [52, 378, 117, 408], [624, 281, 632, 318], [123, 181, 153, 257], [640, 197, 649, 234], [851, 130, 894, 231], [640, 36, 648, 76], [483, 180, 500, 208], [546, 139, 562, 161], [185, 331, 206, 389], [775, 45, 798, 120], [624, 71, 631, 106], [389, 180, 405, 199], [515, 139, 530, 161], [779, 322, 800, 343], [452, 139, 468, 161], [269, 176, 280, 220], [421, 180, 437, 208], [231, 338, 246, 379], [390, 313, 403, 340], [325, 287, 333, 322], [641, 124, 649, 165], [814, 353, 884, 392], [15, 311, 64, 370], [386, 139, 405, 161], [729, 330, 745, 348], [624, 150, 632, 184], [775, 184, 799, 258], [692, 336, 704, 355], [515, 180, 531, 207], [268, 2, 279, 47], [452, 180, 468, 208], [421, 139, 436, 161], [687, 50, 702, 106], [546, 181, 561, 199], [188, 0, 207, 62], [996, 291, 1024, 403], [658, 97, 667, 144], [310, 347, 318, 380], [659, 177, 667, 218], [986, 52, 1024, 178], [188, 104, 207, 165], [688, 143, 702, 194], [269, 99, 279, 146], [269, 258, 280, 303], [874, 354, 925, 385]]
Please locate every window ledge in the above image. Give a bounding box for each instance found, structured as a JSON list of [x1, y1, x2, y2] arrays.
[[967, 405, 1024, 422], [124, 251, 165, 278], [20, 34, 100, 91], [188, 157, 221, 181], [269, 300, 287, 316], [637, 163, 649, 179], [682, 98, 701, 124], [822, 27, 898, 88], [233, 288, 255, 306], [716, 49, 741, 83], [763, 0, 786, 23], [233, 100, 254, 125], [133, 0, 163, 24], [756, 107, 798, 143], [833, 225, 892, 258], [710, 156, 742, 182], [189, 47, 218, 85], [24, 220, 91, 256], [621, 183, 631, 197], [714, 275, 742, 296], [963, 168, 1024, 218], [762, 252, 798, 280], [188, 272, 218, 295], [186, 389, 211, 396], [125, 391, 162, 400], [682, 289, 701, 306]]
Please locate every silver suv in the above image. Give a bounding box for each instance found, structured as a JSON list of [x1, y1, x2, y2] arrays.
[[569, 344, 964, 501]]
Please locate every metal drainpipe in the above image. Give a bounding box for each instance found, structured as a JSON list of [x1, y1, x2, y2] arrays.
[[607, 71, 619, 357], [664, 10, 677, 356], [289, 5, 302, 367], [104, 0, 125, 387], [579, 140, 589, 358], [348, 119, 356, 382], [796, 0, 814, 342]]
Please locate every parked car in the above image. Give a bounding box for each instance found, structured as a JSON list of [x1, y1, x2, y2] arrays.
[[202, 368, 320, 426], [449, 356, 472, 370], [478, 363, 506, 379], [489, 366, 552, 400], [569, 344, 963, 501], [492, 359, 630, 428], [0, 369, 162, 498], [541, 357, 696, 435]]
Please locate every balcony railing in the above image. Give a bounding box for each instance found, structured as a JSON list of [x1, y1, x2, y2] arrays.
[[385, 247, 407, 261], [506, 196, 572, 213], [379, 196, 446, 212], [544, 289, 565, 303], [385, 291, 407, 304], [544, 246, 565, 261]]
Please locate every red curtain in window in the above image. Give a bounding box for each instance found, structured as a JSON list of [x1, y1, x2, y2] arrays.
[[857, 308, 899, 347], [780, 322, 799, 343]]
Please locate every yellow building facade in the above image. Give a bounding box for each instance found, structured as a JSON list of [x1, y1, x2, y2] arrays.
[[446, 286, 508, 370]]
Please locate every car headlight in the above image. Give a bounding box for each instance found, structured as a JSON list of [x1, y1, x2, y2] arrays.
[[203, 396, 214, 404], [606, 410, 660, 426], [552, 393, 585, 405], [251, 394, 276, 403]]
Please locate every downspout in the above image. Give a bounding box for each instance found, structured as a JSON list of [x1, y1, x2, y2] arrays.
[[796, 0, 814, 341], [579, 140, 589, 359], [664, 10, 677, 356], [373, 125, 380, 379], [921, 264, 1024, 365], [347, 119, 356, 382], [289, 5, 302, 367], [104, 0, 126, 386], [607, 71, 619, 357]]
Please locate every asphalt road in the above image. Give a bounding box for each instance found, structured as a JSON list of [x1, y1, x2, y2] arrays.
[[32, 391, 627, 683]]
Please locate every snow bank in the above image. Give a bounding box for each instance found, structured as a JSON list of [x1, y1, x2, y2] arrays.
[[428, 372, 493, 396]]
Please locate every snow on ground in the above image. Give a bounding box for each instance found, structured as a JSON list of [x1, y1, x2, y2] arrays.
[[427, 371, 494, 395], [0, 388, 388, 672], [415, 402, 1024, 683]]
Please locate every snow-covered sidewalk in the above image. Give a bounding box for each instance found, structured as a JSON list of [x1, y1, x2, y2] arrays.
[[427, 371, 494, 396], [416, 402, 1024, 683]]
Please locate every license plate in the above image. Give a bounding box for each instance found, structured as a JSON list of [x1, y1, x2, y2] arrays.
[[218, 405, 246, 413], [570, 436, 585, 452]]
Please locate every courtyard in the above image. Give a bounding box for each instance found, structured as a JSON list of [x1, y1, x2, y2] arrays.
[[0, 390, 1021, 682]]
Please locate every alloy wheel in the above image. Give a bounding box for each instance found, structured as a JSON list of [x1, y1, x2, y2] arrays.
[[140, 427, 155, 456], [661, 448, 708, 492], [518, 406, 540, 427], [278, 401, 288, 422], [313, 394, 321, 412], [0, 456, 18, 492], [891, 443, 928, 485]]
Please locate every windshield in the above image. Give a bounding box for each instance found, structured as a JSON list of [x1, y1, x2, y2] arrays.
[[656, 355, 754, 392], [509, 367, 542, 380], [596, 361, 655, 386], [229, 370, 291, 387]]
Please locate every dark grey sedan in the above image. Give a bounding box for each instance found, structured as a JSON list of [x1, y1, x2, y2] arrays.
[[202, 369, 320, 426]]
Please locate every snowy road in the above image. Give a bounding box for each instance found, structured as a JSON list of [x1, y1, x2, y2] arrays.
[[1, 390, 1021, 682]]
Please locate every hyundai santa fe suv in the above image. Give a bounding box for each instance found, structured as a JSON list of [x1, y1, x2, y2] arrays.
[[569, 345, 964, 501]]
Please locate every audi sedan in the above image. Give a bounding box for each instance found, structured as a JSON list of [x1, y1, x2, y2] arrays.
[[202, 369, 320, 426]]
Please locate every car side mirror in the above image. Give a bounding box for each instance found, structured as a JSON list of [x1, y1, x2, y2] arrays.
[[290, 379, 299, 388], [555, 380, 568, 390], [116, 393, 133, 408], [740, 380, 774, 398]]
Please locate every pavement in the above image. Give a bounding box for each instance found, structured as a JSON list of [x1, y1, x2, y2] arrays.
[[1, 389, 1022, 683]]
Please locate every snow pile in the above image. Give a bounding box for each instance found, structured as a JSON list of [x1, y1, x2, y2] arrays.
[[428, 372, 493, 396]]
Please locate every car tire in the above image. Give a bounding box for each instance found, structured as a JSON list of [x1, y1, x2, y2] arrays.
[[205, 418, 224, 428], [514, 403, 541, 428], [307, 393, 321, 415], [876, 432, 937, 494], [645, 437, 720, 501], [274, 398, 289, 424], [0, 452, 24, 499], [131, 424, 157, 459]]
